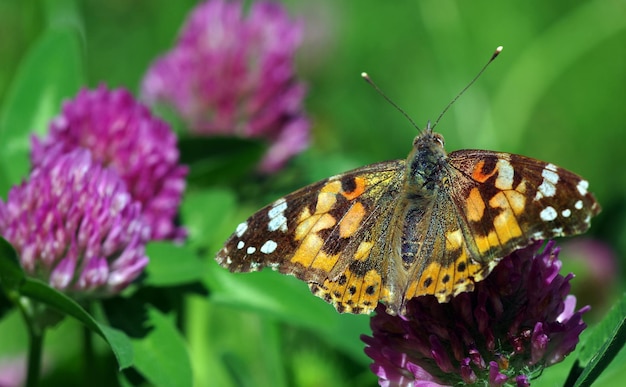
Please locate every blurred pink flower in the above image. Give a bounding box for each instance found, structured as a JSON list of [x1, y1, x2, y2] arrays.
[[142, 0, 309, 172], [31, 85, 187, 241], [0, 356, 25, 387], [560, 238, 619, 317]]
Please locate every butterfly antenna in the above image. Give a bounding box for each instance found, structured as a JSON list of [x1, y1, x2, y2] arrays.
[[431, 45, 503, 130], [361, 72, 421, 132]]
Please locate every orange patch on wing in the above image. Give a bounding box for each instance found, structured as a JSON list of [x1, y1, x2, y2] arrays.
[[292, 213, 337, 266], [472, 160, 499, 183], [354, 241, 373, 261], [321, 180, 342, 194], [312, 213, 337, 233], [489, 192, 522, 245], [445, 229, 463, 251], [466, 187, 486, 222], [465, 260, 485, 278], [316, 192, 338, 214], [358, 269, 383, 307], [295, 213, 336, 241], [311, 251, 340, 272], [341, 177, 367, 200], [341, 273, 363, 306], [505, 190, 526, 216], [291, 234, 323, 267], [298, 207, 312, 223], [315, 268, 386, 314], [474, 230, 501, 255], [451, 248, 469, 285], [410, 262, 441, 298], [313, 181, 342, 214], [493, 211, 522, 245], [339, 202, 366, 238], [433, 265, 455, 301]]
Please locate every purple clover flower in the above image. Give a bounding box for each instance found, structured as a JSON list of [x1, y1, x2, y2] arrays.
[[0, 150, 150, 297], [141, 0, 310, 172], [362, 241, 589, 386], [31, 85, 188, 241]]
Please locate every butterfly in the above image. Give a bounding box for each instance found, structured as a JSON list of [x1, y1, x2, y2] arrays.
[[215, 121, 600, 316], [215, 46, 600, 315]]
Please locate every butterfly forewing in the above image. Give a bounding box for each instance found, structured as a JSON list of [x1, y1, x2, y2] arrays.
[[450, 150, 600, 245], [216, 161, 405, 313]]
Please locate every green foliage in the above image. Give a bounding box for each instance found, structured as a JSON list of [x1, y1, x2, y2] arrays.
[[129, 307, 192, 387], [144, 242, 207, 287], [0, 25, 84, 195], [568, 293, 626, 386], [0, 0, 625, 386], [0, 237, 133, 371]]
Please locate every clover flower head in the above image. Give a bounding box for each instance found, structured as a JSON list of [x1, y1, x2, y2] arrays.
[[31, 85, 187, 241], [0, 149, 150, 297], [362, 241, 589, 386]]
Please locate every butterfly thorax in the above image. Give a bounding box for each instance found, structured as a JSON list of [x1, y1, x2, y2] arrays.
[[404, 129, 449, 197], [391, 129, 452, 275]]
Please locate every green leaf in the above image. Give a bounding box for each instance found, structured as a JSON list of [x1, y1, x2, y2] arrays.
[[132, 307, 192, 387], [144, 242, 207, 286], [207, 261, 370, 365], [0, 238, 22, 318], [0, 237, 24, 292], [572, 293, 626, 387], [19, 278, 133, 369], [179, 136, 266, 186], [181, 187, 237, 252], [0, 24, 84, 194]]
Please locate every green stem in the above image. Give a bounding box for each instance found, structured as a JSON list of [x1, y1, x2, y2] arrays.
[[83, 322, 95, 384], [25, 317, 45, 387], [16, 297, 48, 387]]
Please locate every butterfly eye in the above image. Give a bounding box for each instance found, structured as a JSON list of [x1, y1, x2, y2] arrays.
[[434, 133, 445, 147]]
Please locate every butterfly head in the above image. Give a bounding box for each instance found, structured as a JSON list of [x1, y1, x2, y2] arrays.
[[414, 120, 444, 147]]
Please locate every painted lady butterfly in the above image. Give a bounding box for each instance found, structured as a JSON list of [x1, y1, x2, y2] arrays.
[[215, 48, 600, 316]]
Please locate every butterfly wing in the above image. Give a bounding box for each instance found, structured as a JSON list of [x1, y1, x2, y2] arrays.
[[452, 150, 600, 249], [403, 150, 600, 306], [216, 160, 406, 314]]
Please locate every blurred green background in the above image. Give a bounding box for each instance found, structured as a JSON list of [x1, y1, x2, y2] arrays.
[[0, 0, 625, 386]]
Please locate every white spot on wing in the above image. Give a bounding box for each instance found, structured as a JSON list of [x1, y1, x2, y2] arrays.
[[247, 246, 256, 254], [535, 164, 559, 200], [268, 198, 288, 232], [237, 241, 245, 250], [260, 240, 278, 254], [236, 222, 248, 237], [532, 231, 545, 240], [495, 159, 514, 190], [540, 206, 558, 221], [577, 180, 589, 196], [562, 209, 571, 218], [575, 200, 583, 210]]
